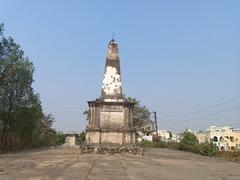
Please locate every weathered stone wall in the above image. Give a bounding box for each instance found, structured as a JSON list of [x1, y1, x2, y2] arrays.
[[124, 133, 136, 144], [101, 132, 123, 144], [100, 105, 124, 129], [86, 131, 135, 144], [86, 131, 100, 143]]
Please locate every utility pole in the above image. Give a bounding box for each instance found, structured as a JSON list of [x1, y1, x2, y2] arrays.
[[153, 111, 160, 147]]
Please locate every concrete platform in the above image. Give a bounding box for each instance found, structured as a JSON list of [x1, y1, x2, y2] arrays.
[[0, 148, 240, 180]]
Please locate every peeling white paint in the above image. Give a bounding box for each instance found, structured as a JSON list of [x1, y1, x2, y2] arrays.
[[102, 66, 121, 96]]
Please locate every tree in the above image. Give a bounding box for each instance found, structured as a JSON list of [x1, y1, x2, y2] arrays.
[[179, 131, 199, 153], [78, 131, 86, 144], [0, 23, 57, 152], [168, 131, 173, 139], [199, 142, 218, 157], [0, 23, 42, 151], [83, 110, 90, 121], [32, 114, 57, 146], [125, 97, 152, 131], [54, 131, 65, 145]]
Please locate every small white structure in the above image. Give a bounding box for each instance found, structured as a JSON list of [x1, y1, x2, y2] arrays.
[[137, 131, 153, 142], [62, 134, 79, 147]]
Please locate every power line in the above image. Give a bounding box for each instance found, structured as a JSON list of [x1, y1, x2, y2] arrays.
[[166, 104, 240, 123], [161, 95, 240, 117]]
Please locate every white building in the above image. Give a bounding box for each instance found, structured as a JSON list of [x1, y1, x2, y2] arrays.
[[171, 133, 181, 142], [196, 126, 240, 151], [158, 129, 170, 141]]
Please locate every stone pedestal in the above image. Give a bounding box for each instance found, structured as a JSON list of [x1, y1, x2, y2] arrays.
[[86, 99, 135, 144]]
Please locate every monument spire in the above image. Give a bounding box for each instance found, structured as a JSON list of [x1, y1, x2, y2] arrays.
[[85, 39, 136, 147], [101, 39, 123, 100]]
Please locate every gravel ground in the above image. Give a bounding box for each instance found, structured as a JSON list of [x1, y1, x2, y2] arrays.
[[0, 147, 240, 180]]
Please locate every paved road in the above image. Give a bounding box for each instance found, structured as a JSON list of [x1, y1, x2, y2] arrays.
[[0, 148, 240, 180]]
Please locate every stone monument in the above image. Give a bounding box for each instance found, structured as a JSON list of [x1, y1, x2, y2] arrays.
[[62, 133, 79, 148], [85, 39, 135, 145]]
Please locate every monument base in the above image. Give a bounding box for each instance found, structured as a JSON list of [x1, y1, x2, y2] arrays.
[[80, 143, 143, 155], [86, 128, 135, 144]]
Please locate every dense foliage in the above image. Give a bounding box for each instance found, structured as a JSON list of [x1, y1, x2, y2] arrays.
[[0, 23, 61, 153], [179, 131, 199, 153], [139, 131, 218, 157], [125, 97, 153, 131], [198, 141, 218, 157], [77, 131, 86, 144], [218, 150, 240, 161]]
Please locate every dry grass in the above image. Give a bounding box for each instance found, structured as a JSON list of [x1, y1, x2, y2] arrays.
[[218, 151, 240, 162]]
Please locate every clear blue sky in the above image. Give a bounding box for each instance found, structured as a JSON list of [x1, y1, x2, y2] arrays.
[[1, 1, 239, 133]]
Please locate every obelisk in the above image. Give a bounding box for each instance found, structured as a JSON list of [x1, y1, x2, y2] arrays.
[[86, 39, 135, 145]]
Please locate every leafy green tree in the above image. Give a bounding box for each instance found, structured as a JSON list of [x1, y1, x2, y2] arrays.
[[79, 131, 86, 142], [77, 131, 86, 144], [54, 131, 65, 145], [0, 23, 43, 151], [199, 142, 218, 157], [179, 131, 199, 153], [0, 23, 59, 152], [168, 131, 173, 139], [125, 97, 152, 131], [32, 114, 57, 146], [180, 131, 198, 145]]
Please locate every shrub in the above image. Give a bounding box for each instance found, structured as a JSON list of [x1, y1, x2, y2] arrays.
[[139, 140, 155, 148], [179, 142, 199, 153], [77, 131, 86, 145], [159, 141, 168, 148], [138, 131, 221, 158], [218, 151, 240, 161], [199, 142, 217, 157], [180, 131, 198, 146], [179, 131, 199, 153], [167, 142, 180, 150]]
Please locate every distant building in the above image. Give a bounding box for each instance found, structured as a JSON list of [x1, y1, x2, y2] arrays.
[[196, 131, 209, 144], [158, 129, 170, 141], [151, 129, 171, 142], [196, 126, 240, 151], [171, 133, 181, 142], [233, 129, 240, 149]]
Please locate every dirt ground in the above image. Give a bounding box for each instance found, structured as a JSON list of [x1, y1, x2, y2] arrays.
[[0, 147, 240, 180]]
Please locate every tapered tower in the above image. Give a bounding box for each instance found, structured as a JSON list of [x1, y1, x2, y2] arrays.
[[101, 39, 123, 100], [85, 39, 135, 144]]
